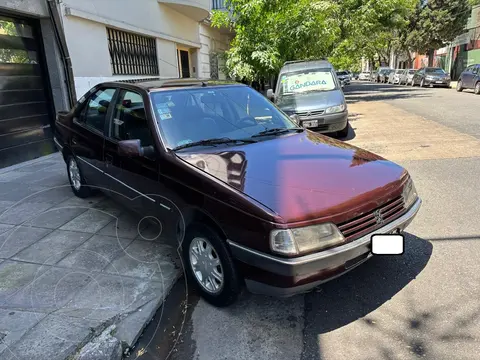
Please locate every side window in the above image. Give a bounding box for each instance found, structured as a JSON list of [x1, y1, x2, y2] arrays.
[[82, 88, 116, 133], [473, 66, 479, 75], [111, 90, 154, 147]]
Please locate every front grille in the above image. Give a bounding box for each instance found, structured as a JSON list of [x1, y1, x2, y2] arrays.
[[337, 196, 406, 241], [296, 109, 325, 119]]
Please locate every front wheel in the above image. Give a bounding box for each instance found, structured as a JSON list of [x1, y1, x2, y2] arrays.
[[182, 223, 242, 307], [456, 80, 464, 92], [337, 121, 349, 138], [66, 155, 92, 198]]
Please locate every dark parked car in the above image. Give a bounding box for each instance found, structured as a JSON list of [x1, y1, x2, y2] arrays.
[[54, 78, 421, 307], [411, 67, 451, 88], [379, 69, 394, 83], [456, 64, 480, 94]]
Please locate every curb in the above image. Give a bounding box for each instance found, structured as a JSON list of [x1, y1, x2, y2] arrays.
[[0, 151, 61, 175]]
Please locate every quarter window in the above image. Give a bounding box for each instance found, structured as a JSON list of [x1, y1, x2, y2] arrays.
[[111, 90, 154, 147], [83, 88, 116, 133]]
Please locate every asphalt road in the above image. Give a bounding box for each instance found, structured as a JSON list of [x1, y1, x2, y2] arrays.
[[134, 82, 480, 360]]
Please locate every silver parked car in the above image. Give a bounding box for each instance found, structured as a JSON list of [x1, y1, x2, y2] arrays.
[[267, 60, 349, 137], [358, 71, 370, 81], [399, 69, 416, 85], [388, 69, 404, 84]]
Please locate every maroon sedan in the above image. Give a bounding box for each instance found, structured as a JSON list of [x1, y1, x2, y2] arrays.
[[54, 79, 421, 307]]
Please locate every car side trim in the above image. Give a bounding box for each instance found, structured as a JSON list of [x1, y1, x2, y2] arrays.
[[53, 136, 63, 151], [227, 198, 421, 277], [76, 157, 158, 204]]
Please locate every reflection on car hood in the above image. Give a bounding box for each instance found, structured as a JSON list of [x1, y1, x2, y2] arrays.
[[176, 131, 407, 223], [276, 90, 345, 113]]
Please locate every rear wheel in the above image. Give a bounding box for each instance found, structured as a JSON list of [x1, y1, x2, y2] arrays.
[[475, 82, 480, 95], [66, 155, 92, 198], [182, 223, 242, 307], [456, 80, 464, 92]]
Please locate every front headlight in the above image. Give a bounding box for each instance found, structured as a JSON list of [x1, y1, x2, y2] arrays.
[[325, 104, 346, 114], [402, 177, 418, 210], [270, 223, 345, 256], [426, 76, 434, 80]]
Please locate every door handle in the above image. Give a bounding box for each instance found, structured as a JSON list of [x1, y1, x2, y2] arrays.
[[71, 138, 77, 145], [105, 154, 113, 165]]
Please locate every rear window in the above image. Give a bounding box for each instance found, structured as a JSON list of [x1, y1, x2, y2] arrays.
[[336, 71, 347, 76]]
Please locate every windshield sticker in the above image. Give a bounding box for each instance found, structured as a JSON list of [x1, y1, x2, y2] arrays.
[[113, 118, 124, 126], [167, 101, 175, 107], [284, 72, 335, 93], [159, 113, 172, 121]]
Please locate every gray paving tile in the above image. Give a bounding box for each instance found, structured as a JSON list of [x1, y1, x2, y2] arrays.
[[57, 234, 133, 271], [0, 223, 14, 235], [4, 314, 102, 360], [0, 309, 47, 356], [0, 202, 54, 225], [59, 209, 115, 233], [98, 211, 147, 239], [91, 198, 124, 217], [12, 230, 92, 265], [56, 194, 106, 208], [5, 267, 93, 312], [104, 239, 180, 282], [57, 274, 166, 321], [25, 206, 87, 229], [0, 200, 16, 214], [0, 183, 47, 202], [15, 161, 57, 172], [0, 171, 30, 182], [0, 261, 50, 303], [0, 226, 52, 259], [23, 186, 74, 205]]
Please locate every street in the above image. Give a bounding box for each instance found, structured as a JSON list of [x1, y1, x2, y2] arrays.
[[135, 81, 480, 360]]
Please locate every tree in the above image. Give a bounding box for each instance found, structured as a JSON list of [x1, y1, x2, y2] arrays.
[[406, 0, 471, 66]]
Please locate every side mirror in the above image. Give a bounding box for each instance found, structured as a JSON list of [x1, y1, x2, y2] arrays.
[[340, 80, 345, 89], [118, 139, 155, 158], [289, 114, 300, 124], [266, 89, 275, 101]]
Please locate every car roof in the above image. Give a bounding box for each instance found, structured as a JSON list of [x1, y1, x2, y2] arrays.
[[99, 78, 244, 92], [280, 60, 333, 73]]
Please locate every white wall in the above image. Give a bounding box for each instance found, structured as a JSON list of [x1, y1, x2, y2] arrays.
[[0, 0, 48, 17], [60, 0, 204, 98], [199, 23, 231, 79]]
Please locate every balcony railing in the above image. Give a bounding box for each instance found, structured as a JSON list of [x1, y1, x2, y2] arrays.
[[212, 0, 226, 10]]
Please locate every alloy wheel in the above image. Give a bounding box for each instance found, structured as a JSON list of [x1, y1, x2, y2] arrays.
[[189, 237, 224, 294], [69, 158, 81, 191], [475, 82, 480, 95]]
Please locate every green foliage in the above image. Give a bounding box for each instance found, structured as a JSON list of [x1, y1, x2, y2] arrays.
[[406, 0, 471, 55]]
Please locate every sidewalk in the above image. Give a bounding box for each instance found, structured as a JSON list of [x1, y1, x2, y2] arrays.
[[0, 153, 181, 360]]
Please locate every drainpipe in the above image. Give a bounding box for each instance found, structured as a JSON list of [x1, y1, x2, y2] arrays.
[[46, 0, 76, 108]]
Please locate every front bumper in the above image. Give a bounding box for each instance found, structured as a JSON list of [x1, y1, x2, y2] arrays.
[[228, 198, 422, 297], [299, 111, 348, 133], [424, 78, 451, 87]]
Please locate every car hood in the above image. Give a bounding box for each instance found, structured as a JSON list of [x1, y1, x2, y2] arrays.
[[176, 131, 407, 224], [276, 90, 344, 113]]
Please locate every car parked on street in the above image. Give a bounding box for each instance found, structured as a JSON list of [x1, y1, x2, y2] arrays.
[[336, 70, 351, 85], [399, 69, 416, 85], [411, 67, 451, 88], [456, 64, 480, 94], [379, 69, 394, 83], [388, 69, 404, 84], [267, 60, 349, 137], [372, 67, 391, 82], [54, 78, 421, 307], [358, 72, 370, 81]]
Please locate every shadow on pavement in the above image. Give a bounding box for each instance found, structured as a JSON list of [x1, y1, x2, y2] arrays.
[[301, 232, 432, 360], [345, 92, 432, 103]]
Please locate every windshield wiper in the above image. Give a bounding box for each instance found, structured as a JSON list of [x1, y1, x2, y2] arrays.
[[172, 137, 257, 151], [251, 127, 304, 138]]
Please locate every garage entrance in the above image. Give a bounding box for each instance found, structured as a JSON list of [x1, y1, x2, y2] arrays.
[[0, 14, 55, 169]]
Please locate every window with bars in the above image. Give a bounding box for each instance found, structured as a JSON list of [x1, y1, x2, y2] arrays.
[[107, 28, 159, 76]]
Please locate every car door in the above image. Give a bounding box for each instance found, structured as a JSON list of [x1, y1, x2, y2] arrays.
[[462, 66, 474, 88], [103, 88, 176, 236], [472, 65, 480, 88], [70, 87, 117, 190]]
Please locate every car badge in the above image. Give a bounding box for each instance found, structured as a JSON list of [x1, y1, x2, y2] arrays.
[[373, 209, 385, 225], [306, 112, 312, 117]]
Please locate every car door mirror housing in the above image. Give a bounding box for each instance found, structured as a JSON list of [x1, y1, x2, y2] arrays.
[[266, 89, 274, 101], [118, 139, 156, 158]]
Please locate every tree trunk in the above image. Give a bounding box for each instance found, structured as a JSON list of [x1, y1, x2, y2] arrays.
[[405, 49, 412, 68], [427, 49, 434, 67]]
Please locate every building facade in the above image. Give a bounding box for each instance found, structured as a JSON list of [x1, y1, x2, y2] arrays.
[[0, 0, 233, 168]]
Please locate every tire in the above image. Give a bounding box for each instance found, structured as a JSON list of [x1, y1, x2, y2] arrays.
[[411, 80, 415, 87], [420, 79, 425, 87], [475, 82, 480, 95], [182, 222, 242, 307], [456, 80, 463, 92], [66, 155, 92, 198], [337, 121, 349, 138]]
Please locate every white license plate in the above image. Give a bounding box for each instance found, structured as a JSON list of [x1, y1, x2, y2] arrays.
[[302, 120, 318, 128], [435, 81, 444, 84]]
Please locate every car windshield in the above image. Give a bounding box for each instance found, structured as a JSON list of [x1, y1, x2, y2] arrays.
[[336, 71, 347, 76], [150, 86, 299, 150], [278, 68, 338, 96], [408, 69, 415, 74], [426, 68, 446, 74]]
